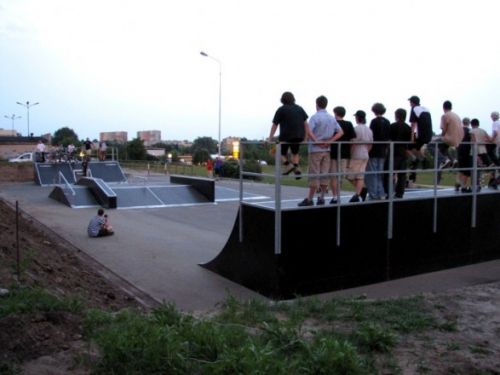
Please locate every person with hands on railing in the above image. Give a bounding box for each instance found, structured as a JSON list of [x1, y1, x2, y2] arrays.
[[297, 95, 343, 207]]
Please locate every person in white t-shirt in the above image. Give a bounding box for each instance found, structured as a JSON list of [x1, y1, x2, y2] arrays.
[[487, 111, 500, 167], [347, 110, 372, 202], [35, 140, 46, 162]]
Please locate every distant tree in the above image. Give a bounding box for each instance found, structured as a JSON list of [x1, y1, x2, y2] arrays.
[[191, 137, 217, 155], [192, 148, 210, 165], [127, 138, 147, 160], [151, 142, 174, 153], [52, 127, 79, 147], [171, 150, 180, 162]]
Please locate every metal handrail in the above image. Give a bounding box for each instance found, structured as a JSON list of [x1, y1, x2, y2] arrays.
[[58, 171, 76, 196], [237, 140, 499, 255]]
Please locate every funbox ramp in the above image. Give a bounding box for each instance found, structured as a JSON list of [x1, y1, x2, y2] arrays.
[[201, 194, 500, 299], [49, 174, 215, 209]]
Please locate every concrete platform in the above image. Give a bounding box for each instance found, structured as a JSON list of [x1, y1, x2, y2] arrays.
[[1, 176, 500, 312]]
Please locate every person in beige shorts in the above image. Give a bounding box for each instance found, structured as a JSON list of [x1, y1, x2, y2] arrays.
[[298, 96, 343, 206], [346, 110, 372, 202]]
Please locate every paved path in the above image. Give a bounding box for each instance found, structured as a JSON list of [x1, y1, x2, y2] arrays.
[[1, 176, 499, 312]]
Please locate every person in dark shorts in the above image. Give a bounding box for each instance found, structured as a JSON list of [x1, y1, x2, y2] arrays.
[[457, 118, 472, 192], [329, 106, 356, 203], [407, 95, 433, 185], [87, 208, 114, 237], [384, 108, 412, 198], [268, 91, 308, 179]]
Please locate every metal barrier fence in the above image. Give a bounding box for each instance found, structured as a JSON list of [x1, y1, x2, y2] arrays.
[[238, 140, 500, 255]]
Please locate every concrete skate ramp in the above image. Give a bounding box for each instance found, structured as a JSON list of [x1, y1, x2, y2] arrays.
[[49, 185, 99, 208], [76, 177, 117, 209], [35, 163, 76, 186], [87, 161, 127, 183], [201, 193, 500, 299], [112, 185, 210, 208]]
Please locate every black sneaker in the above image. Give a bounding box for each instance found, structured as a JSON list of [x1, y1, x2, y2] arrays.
[[294, 168, 302, 180], [282, 165, 295, 175], [316, 197, 325, 205], [461, 187, 472, 193], [349, 194, 360, 203], [454, 183, 461, 192], [329, 198, 338, 204], [360, 187, 368, 201], [297, 198, 313, 207]]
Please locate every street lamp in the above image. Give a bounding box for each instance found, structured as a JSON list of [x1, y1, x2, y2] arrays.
[[3, 114, 22, 133], [200, 51, 222, 157], [16, 101, 39, 137]]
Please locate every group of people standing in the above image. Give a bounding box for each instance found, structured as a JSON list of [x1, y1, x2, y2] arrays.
[[268, 92, 499, 207]]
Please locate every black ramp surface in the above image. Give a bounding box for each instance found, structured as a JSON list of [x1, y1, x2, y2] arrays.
[[202, 194, 500, 299], [35, 163, 76, 185], [88, 161, 127, 182], [170, 175, 214, 201], [150, 186, 210, 205]]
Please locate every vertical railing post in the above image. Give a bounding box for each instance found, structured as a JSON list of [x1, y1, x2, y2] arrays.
[[238, 142, 244, 242], [336, 141, 341, 246], [274, 142, 282, 255], [433, 141, 439, 233], [15, 201, 20, 280], [387, 142, 394, 239], [471, 142, 478, 228]]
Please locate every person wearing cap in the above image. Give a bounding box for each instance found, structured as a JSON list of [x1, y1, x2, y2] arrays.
[[268, 91, 308, 179], [297, 95, 343, 207], [366, 102, 391, 200], [347, 110, 372, 202], [407, 95, 433, 185]]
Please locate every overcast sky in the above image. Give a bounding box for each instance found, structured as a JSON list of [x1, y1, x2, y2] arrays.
[[1, 0, 499, 142]]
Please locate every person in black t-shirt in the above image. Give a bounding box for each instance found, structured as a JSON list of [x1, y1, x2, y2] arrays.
[[384, 108, 412, 198], [457, 117, 472, 191], [268, 92, 308, 179], [407, 95, 433, 185], [329, 106, 357, 203], [366, 102, 391, 200]]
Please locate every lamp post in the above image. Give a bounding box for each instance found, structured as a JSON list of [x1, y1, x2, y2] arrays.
[[16, 101, 39, 137], [4, 114, 22, 133], [200, 51, 222, 157]]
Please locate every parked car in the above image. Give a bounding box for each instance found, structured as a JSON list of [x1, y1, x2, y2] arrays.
[[8, 152, 35, 163]]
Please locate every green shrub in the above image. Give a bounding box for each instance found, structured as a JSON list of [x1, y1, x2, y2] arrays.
[[220, 159, 262, 180]]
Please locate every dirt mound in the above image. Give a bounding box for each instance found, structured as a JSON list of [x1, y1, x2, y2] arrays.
[[0, 198, 149, 373]]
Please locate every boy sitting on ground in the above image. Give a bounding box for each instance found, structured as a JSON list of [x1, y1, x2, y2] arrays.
[[87, 208, 114, 237]]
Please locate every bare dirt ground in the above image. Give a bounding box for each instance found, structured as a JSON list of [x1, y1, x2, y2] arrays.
[[0, 164, 499, 374]]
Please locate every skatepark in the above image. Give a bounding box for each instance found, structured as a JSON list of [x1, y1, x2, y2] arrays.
[[1, 160, 500, 311]]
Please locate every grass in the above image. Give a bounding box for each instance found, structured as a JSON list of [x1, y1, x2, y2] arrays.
[[0, 286, 83, 318], [5, 286, 494, 374], [80, 295, 439, 374]]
